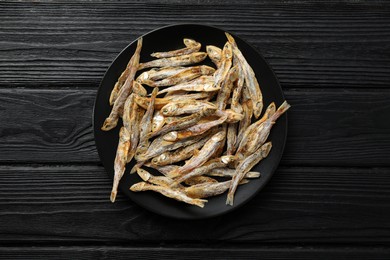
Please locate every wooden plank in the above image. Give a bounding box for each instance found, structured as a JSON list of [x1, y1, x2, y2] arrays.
[[0, 165, 389, 243], [0, 88, 389, 166], [0, 246, 389, 260], [0, 1, 389, 87]]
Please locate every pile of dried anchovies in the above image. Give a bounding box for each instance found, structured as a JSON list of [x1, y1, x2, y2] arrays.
[[102, 34, 290, 207]]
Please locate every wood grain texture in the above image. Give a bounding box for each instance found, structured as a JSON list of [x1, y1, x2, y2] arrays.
[[0, 165, 389, 243], [0, 88, 389, 166], [0, 1, 389, 88], [0, 246, 389, 260]]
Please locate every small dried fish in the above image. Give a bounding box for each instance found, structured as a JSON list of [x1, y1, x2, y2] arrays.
[[136, 87, 158, 156], [216, 65, 238, 110], [149, 107, 215, 138], [130, 182, 207, 208], [185, 179, 249, 199], [235, 100, 253, 148], [137, 132, 209, 162], [102, 38, 143, 131], [237, 101, 290, 159], [184, 176, 218, 186], [132, 81, 147, 96], [138, 52, 207, 70], [137, 67, 187, 83], [206, 45, 222, 68], [151, 110, 165, 133], [143, 65, 215, 87], [160, 100, 217, 116], [144, 164, 180, 178], [206, 168, 261, 179], [110, 127, 130, 203], [168, 131, 227, 178], [151, 136, 209, 166], [157, 76, 217, 95], [216, 109, 244, 123], [151, 38, 201, 58], [226, 123, 237, 155], [136, 168, 186, 190], [135, 92, 210, 110], [172, 155, 236, 186], [162, 113, 227, 142], [213, 42, 233, 90], [226, 32, 263, 118], [226, 142, 272, 206], [127, 101, 144, 162]]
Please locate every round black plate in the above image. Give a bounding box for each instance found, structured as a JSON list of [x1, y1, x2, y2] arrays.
[[93, 24, 287, 219]]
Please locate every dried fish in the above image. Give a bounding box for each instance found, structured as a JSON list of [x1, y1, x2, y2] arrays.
[[237, 102, 288, 159], [157, 76, 217, 95], [162, 113, 227, 141], [132, 81, 147, 96], [134, 92, 210, 110], [151, 136, 209, 166], [151, 38, 201, 58], [213, 42, 233, 90], [206, 168, 261, 179], [226, 123, 237, 155], [138, 52, 207, 70], [184, 176, 218, 186], [143, 65, 215, 87], [216, 109, 244, 123], [137, 67, 187, 83], [110, 127, 130, 203], [130, 182, 207, 208], [160, 100, 217, 116], [136, 87, 158, 156], [226, 32, 263, 118], [102, 38, 143, 131], [206, 45, 222, 68], [168, 131, 227, 178], [226, 142, 272, 206], [172, 155, 236, 186], [149, 107, 215, 138], [216, 65, 238, 110], [151, 110, 165, 133], [185, 179, 249, 199], [136, 132, 209, 162], [235, 100, 253, 148]]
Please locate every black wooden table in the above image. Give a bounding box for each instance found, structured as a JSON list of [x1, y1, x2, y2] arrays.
[[1, 1, 390, 259]]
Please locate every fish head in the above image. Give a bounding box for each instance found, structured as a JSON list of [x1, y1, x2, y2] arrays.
[[200, 65, 216, 75], [220, 155, 236, 164], [161, 104, 177, 116], [151, 153, 169, 166], [204, 82, 218, 91], [162, 131, 178, 142]]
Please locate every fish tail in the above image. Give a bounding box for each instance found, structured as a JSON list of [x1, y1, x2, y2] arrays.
[[270, 101, 290, 121]]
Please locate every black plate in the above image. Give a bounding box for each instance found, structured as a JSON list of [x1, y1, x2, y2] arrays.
[[93, 24, 287, 219]]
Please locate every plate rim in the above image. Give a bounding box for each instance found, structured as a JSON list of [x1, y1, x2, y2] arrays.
[[92, 23, 288, 219]]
